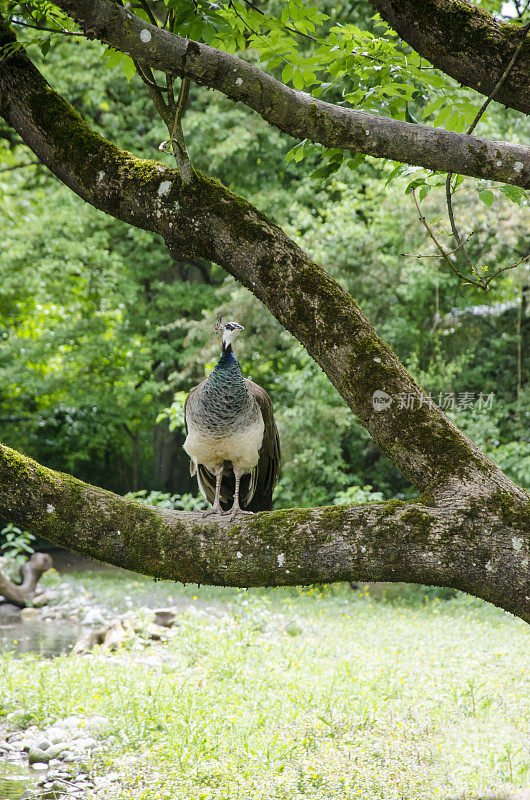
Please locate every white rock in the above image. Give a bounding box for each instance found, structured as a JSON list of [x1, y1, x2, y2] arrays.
[[81, 609, 106, 626], [21, 607, 40, 622], [72, 737, 98, 750]]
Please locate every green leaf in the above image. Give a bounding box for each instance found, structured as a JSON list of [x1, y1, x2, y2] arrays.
[[422, 97, 445, 118], [282, 63, 294, 84], [121, 56, 136, 82], [311, 160, 341, 180], [424, 73, 448, 89], [405, 178, 426, 194], [346, 153, 365, 170], [105, 48, 124, 70], [39, 37, 51, 57], [292, 68, 304, 91], [479, 189, 495, 208], [432, 105, 452, 128], [134, 9, 151, 22], [499, 185, 527, 205], [445, 111, 461, 132], [285, 140, 307, 164]]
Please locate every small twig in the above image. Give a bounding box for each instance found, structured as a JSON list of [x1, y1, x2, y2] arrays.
[[401, 234, 473, 259], [445, 173, 474, 270], [0, 160, 40, 173], [169, 78, 193, 183], [444, 20, 530, 268], [166, 73, 176, 114], [412, 190, 530, 289], [134, 59, 172, 125], [11, 19, 84, 36], [164, 8, 174, 32], [138, 0, 158, 27], [411, 190, 473, 284], [134, 61, 168, 92], [128, 5, 193, 183], [485, 252, 530, 282], [158, 78, 193, 183]]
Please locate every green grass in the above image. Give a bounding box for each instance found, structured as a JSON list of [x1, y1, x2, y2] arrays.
[[1, 574, 529, 799]]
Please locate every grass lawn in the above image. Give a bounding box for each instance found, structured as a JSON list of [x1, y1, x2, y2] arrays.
[[1, 572, 529, 799]]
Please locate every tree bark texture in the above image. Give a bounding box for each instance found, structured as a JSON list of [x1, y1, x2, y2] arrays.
[[45, 1, 530, 187], [0, 15, 528, 622], [369, 0, 530, 116]]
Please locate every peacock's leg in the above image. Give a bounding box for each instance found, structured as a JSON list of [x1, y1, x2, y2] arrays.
[[225, 468, 253, 518], [201, 463, 225, 517]]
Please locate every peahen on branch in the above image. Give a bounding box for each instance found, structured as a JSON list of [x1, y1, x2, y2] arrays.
[[184, 319, 280, 517]]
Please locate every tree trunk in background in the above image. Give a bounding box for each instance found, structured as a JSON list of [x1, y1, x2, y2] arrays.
[[154, 425, 193, 495], [0, 553, 53, 608]]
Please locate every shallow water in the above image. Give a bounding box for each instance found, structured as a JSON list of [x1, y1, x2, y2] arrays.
[[0, 620, 81, 658], [0, 760, 36, 800]]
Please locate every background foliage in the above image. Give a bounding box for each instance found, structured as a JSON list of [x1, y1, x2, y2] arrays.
[[0, 0, 528, 523]]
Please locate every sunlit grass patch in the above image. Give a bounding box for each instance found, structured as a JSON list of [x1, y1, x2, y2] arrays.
[[1, 577, 529, 799]]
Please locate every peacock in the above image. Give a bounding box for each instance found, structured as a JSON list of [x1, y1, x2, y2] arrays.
[[184, 318, 280, 517]]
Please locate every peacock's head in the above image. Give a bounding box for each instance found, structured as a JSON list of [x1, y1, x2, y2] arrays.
[[216, 317, 244, 349]]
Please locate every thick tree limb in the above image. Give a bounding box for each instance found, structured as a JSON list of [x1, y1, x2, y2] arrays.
[[46, 0, 530, 188], [0, 443, 529, 621], [369, 0, 530, 116]]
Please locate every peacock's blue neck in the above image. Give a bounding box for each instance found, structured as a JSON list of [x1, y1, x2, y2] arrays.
[[200, 343, 251, 426], [208, 343, 246, 390], [217, 342, 238, 368]]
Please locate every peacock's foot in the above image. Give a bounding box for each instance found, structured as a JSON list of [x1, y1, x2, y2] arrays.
[[224, 508, 254, 520], [201, 506, 224, 518]]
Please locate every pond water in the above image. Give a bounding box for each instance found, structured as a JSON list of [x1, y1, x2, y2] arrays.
[[0, 617, 81, 799], [0, 620, 81, 658], [0, 760, 36, 800]]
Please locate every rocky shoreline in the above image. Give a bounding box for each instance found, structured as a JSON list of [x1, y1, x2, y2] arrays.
[[0, 578, 226, 799], [1, 715, 105, 798]]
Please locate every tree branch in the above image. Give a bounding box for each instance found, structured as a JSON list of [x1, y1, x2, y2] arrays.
[[50, 0, 530, 188], [0, 443, 529, 621], [369, 0, 530, 115]]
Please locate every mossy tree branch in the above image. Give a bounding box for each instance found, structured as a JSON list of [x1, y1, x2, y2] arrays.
[[1, 443, 529, 622], [369, 0, 530, 116], [47, 0, 530, 187]]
